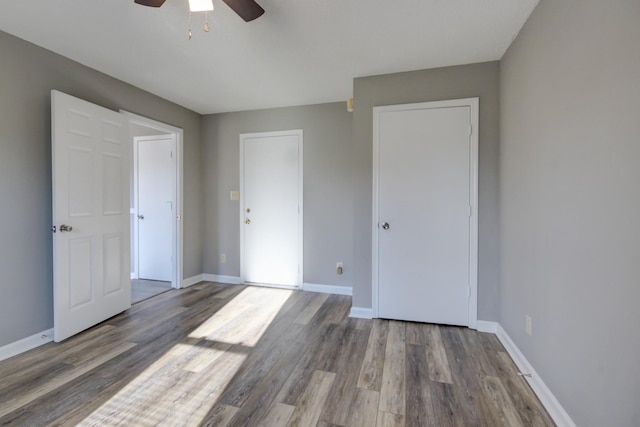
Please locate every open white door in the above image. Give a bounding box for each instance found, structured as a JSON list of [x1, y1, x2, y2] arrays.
[[52, 90, 131, 342]]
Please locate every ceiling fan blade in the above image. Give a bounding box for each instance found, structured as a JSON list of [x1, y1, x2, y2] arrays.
[[222, 0, 265, 22], [134, 0, 167, 7]]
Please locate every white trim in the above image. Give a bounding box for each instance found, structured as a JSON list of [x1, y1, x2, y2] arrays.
[[494, 324, 577, 427], [239, 129, 304, 289], [120, 111, 184, 292], [244, 282, 299, 291], [202, 274, 242, 285], [302, 283, 352, 296], [181, 274, 204, 288], [349, 307, 373, 319], [475, 320, 499, 334], [0, 329, 54, 362], [371, 98, 479, 328]]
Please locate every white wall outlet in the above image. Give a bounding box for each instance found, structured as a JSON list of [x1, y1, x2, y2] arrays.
[[525, 315, 532, 336], [220, 253, 226, 263], [336, 262, 343, 275]]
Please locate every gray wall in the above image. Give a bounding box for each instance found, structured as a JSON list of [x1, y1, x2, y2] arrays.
[[202, 103, 353, 288], [351, 62, 501, 321], [0, 30, 203, 347], [500, 1, 640, 425]]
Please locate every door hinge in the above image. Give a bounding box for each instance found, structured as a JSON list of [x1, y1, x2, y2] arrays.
[[51, 225, 56, 233]]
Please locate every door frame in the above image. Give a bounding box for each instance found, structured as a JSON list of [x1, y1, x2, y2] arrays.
[[239, 129, 304, 288], [121, 111, 183, 289], [371, 98, 479, 328]]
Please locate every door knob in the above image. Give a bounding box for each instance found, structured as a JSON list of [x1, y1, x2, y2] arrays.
[[245, 219, 251, 225], [60, 224, 73, 232], [138, 214, 145, 220], [382, 222, 390, 230]]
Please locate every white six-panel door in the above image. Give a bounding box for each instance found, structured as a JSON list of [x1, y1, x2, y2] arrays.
[[374, 99, 478, 327], [52, 90, 131, 342], [240, 130, 303, 288]]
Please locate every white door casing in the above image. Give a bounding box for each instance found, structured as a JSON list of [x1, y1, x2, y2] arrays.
[[136, 136, 175, 282], [240, 130, 303, 288], [373, 98, 479, 328], [52, 90, 131, 342], [123, 111, 183, 289]]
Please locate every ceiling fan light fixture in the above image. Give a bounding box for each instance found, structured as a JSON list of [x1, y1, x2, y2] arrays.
[[189, 0, 214, 12]]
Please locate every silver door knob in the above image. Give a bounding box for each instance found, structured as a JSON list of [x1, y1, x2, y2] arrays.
[[60, 224, 73, 232], [382, 222, 390, 230], [138, 214, 145, 220]]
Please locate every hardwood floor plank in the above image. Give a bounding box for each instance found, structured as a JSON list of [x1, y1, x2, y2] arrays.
[[0, 323, 120, 382], [376, 411, 405, 427], [217, 332, 302, 408], [323, 294, 352, 324], [439, 326, 497, 426], [318, 326, 369, 425], [295, 293, 330, 325], [378, 320, 406, 415], [423, 324, 453, 384], [84, 343, 246, 426], [222, 340, 308, 427], [495, 352, 555, 427], [182, 340, 233, 373], [406, 344, 436, 427], [259, 403, 296, 427], [196, 404, 239, 427], [457, 327, 498, 378], [357, 319, 389, 391], [275, 325, 330, 406], [344, 388, 380, 427], [0, 342, 136, 418], [286, 370, 336, 427], [405, 322, 425, 346], [482, 375, 526, 427]]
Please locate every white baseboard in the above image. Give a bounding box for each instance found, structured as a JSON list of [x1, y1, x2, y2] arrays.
[[0, 328, 54, 362], [202, 274, 242, 285], [476, 320, 499, 334], [302, 283, 352, 296], [349, 307, 373, 319], [494, 324, 576, 427], [181, 274, 204, 288]]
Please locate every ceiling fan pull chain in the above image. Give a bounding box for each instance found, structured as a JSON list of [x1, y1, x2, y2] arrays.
[[188, 10, 192, 40], [204, 11, 210, 32]]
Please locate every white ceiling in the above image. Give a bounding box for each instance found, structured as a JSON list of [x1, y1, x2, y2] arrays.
[[0, 0, 538, 114]]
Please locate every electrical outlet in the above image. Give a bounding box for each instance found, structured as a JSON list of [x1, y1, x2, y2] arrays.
[[336, 262, 343, 275], [525, 315, 532, 336], [220, 253, 226, 263]]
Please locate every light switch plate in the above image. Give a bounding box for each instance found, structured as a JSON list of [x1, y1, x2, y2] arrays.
[[230, 190, 240, 201]]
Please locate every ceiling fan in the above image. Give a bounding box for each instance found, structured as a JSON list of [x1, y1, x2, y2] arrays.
[[134, 0, 265, 22]]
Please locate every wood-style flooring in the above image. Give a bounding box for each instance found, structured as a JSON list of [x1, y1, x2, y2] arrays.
[[0, 283, 555, 426], [131, 279, 172, 304]]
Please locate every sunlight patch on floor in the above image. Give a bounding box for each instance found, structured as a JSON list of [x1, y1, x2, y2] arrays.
[[79, 286, 293, 426], [189, 286, 293, 346]]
